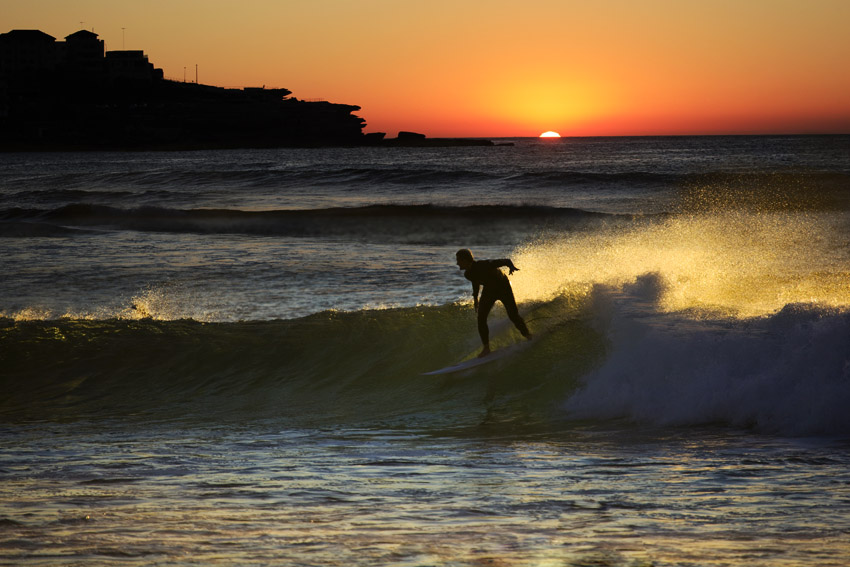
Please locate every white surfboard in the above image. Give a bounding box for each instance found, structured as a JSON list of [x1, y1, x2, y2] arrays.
[[422, 342, 528, 375]]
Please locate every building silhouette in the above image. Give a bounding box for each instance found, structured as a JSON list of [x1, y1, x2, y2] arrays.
[[0, 30, 58, 75], [0, 28, 366, 149], [63, 30, 106, 77]]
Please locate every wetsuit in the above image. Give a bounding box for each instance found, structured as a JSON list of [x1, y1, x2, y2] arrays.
[[463, 259, 531, 345]]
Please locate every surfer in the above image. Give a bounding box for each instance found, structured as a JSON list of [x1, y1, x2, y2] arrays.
[[455, 248, 532, 357]]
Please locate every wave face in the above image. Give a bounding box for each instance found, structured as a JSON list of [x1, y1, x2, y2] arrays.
[[3, 290, 850, 437], [0, 298, 600, 430]]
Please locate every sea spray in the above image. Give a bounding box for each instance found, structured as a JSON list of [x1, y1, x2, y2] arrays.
[[511, 209, 850, 318]]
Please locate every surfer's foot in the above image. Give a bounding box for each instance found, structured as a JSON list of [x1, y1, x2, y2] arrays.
[[477, 346, 491, 358]]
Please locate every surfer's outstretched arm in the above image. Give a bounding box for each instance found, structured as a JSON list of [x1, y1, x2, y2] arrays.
[[488, 258, 519, 275]]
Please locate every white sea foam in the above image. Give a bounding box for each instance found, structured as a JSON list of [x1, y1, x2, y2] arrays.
[[563, 279, 850, 436]]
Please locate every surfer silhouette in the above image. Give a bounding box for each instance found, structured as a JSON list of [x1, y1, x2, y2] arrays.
[[455, 248, 532, 357]]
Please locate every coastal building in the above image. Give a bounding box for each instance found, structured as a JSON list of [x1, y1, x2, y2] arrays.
[[105, 50, 163, 83], [63, 30, 105, 77], [0, 30, 58, 75], [0, 30, 59, 118], [0, 28, 160, 84]]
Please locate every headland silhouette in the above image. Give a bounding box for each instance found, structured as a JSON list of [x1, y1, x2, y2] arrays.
[[0, 28, 495, 150]]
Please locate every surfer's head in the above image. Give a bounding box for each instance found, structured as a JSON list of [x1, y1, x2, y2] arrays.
[[456, 248, 474, 270]]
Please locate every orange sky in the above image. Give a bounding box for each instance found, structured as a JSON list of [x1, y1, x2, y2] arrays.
[[6, 0, 850, 137]]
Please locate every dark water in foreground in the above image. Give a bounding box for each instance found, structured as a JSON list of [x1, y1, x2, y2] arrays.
[[4, 423, 848, 566], [2, 136, 850, 565]]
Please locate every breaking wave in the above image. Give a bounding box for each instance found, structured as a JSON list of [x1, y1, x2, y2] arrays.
[[3, 287, 850, 437], [564, 281, 850, 437]]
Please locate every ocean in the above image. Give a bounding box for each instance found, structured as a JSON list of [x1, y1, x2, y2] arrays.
[[1, 135, 849, 566]]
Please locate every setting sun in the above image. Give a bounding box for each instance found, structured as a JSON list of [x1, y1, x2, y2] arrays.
[[539, 131, 561, 138]]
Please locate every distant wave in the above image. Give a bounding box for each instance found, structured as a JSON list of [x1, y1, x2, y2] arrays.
[[289, 168, 684, 189], [5, 166, 674, 189], [2, 187, 179, 204], [0, 204, 633, 243], [0, 221, 92, 237], [8, 166, 845, 193]]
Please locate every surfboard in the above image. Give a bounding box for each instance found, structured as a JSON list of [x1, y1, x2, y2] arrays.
[[422, 342, 528, 375]]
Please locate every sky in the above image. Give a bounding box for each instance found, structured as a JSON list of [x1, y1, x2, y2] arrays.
[[5, 0, 850, 137]]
